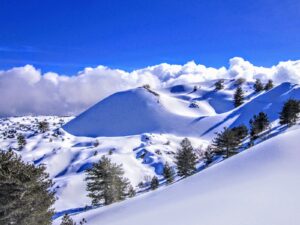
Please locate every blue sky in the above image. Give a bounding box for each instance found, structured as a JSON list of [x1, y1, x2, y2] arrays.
[[0, 0, 299, 74]]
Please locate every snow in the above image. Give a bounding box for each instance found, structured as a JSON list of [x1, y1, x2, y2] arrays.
[[63, 87, 213, 137], [0, 116, 204, 211], [54, 124, 300, 225], [63, 81, 300, 140], [1, 79, 300, 225]]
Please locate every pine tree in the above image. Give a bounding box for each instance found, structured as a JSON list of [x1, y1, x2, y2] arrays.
[[203, 145, 214, 165], [85, 156, 131, 205], [175, 138, 197, 177], [235, 78, 246, 86], [249, 112, 270, 139], [279, 99, 300, 127], [127, 185, 136, 198], [214, 79, 224, 90], [17, 134, 26, 150], [163, 162, 175, 184], [212, 127, 243, 158], [0, 150, 55, 225], [264, 79, 274, 91], [60, 214, 76, 225], [150, 176, 159, 190], [231, 125, 248, 141], [254, 79, 264, 92], [38, 121, 49, 133], [60, 215, 87, 225], [234, 86, 245, 107]]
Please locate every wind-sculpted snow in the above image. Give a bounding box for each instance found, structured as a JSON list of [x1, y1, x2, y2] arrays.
[[0, 116, 205, 211], [54, 125, 300, 225], [1, 80, 300, 223], [63, 87, 213, 137], [201, 82, 300, 137], [64, 81, 300, 138]]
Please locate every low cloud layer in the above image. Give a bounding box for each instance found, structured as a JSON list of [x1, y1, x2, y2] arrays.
[[1, 57, 300, 116]]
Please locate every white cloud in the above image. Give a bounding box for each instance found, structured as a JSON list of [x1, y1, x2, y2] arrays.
[[0, 57, 300, 116]]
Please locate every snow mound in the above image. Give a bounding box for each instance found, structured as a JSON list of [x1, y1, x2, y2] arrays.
[[63, 87, 206, 137], [59, 125, 300, 225], [64, 82, 300, 138], [64, 88, 169, 136]]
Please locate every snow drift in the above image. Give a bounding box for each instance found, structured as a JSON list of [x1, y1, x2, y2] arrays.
[[63, 87, 209, 137], [57, 125, 300, 225], [64, 82, 300, 139]]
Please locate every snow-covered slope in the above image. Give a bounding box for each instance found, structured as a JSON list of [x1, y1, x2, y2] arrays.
[[0, 116, 205, 211], [63, 87, 193, 137], [63, 86, 218, 137], [64, 81, 300, 139], [56, 125, 300, 225], [1, 79, 300, 224]]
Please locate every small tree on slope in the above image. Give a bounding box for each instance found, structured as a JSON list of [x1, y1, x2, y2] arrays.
[[60, 214, 75, 225], [163, 162, 175, 184], [212, 127, 243, 158], [38, 121, 49, 133], [279, 99, 300, 127], [17, 134, 26, 150], [254, 79, 264, 92], [214, 79, 224, 90], [175, 138, 197, 177], [231, 125, 248, 141], [264, 79, 274, 91], [85, 156, 131, 205], [127, 184, 136, 198], [150, 176, 159, 190], [249, 112, 270, 139], [60, 214, 87, 225], [234, 87, 245, 107], [203, 145, 215, 165], [0, 150, 55, 225]]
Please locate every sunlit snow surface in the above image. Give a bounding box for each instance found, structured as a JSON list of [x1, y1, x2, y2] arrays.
[[55, 124, 300, 225], [1, 80, 300, 225]]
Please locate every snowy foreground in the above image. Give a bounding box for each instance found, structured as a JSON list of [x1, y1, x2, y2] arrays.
[[1, 79, 300, 224], [55, 124, 300, 225]]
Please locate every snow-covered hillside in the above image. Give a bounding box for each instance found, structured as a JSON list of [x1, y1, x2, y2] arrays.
[[56, 124, 300, 225], [64, 80, 300, 139], [0, 116, 205, 211], [1, 79, 300, 225]]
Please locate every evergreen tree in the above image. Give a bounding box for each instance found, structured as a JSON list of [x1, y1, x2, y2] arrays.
[[234, 87, 245, 107], [231, 125, 248, 141], [17, 134, 26, 150], [212, 127, 243, 158], [214, 79, 224, 90], [203, 145, 214, 165], [127, 185, 136, 198], [38, 121, 49, 133], [163, 162, 175, 184], [235, 78, 246, 86], [60, 214, 76, 225], [85, 156, 130, 205], [60, 215, 87, 225], [254, 79, 264, 92], [279, 99, 300, 127], [264, 79, 274, 91], [150, 176, 159, 190], [249, 112, 270, 139], [0, 150, 55, 225], [175, 138, 197, 177]]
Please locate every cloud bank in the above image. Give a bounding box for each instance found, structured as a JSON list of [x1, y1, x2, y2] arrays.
[[1, 57, 300, 116]]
